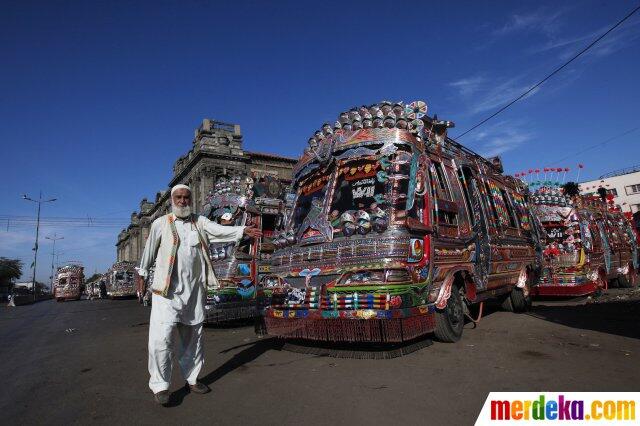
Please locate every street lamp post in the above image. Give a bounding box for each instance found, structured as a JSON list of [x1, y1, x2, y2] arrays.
[[45, 234, 64, 295], [23, 192, 57, 302]]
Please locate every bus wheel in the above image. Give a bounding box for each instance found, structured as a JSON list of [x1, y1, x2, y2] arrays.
[[434, 285, 464, 343], [502, 286, 531, 313], [511, 287, 531, 312], [617, 267, 636, 288]]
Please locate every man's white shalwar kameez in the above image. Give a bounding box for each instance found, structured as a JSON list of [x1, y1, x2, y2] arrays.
[[138, 214, 244, 393]]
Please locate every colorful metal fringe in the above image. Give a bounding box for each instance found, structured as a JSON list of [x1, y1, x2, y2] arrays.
[[264, 314, 436, 343]]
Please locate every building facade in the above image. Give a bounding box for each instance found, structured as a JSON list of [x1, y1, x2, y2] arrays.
[[116, 119, 297, 264], [580, 165, 640, 214]]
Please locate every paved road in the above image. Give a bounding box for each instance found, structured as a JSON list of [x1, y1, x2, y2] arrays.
[[1, 290, 639, 425]]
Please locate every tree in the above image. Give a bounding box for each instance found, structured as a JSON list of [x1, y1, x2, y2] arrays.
[[0, 258, 22, 283], [561, 181, 581, 198], [597, 187, 607, 202]]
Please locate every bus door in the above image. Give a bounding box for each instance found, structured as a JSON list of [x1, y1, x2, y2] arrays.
[[457, 165, 491, 291]]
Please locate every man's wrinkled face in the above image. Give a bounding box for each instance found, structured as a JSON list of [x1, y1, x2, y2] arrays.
[[172, 189, 191, 207], [171, 188, 192, 218]]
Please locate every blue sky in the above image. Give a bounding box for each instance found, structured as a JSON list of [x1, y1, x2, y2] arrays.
[[1, 0, 639, 281]]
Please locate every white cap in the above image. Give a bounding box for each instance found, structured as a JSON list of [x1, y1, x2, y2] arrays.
[[171, 184, 191, 196]]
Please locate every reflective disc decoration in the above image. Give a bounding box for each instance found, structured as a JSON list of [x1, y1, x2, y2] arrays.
[[409, 119, 424, 134], [405, 100, 427, 120]]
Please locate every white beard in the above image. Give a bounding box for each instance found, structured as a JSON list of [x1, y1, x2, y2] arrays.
[[172, 204, 192, 218]]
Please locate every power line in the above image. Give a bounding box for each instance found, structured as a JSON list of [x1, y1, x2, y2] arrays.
[[454, 4, 640, 140], [0, 215, 129, 221], [0, 215, 130, 229], [553, 126, 640, 163]]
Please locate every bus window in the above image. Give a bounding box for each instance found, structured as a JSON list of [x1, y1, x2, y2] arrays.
[[294, 169, 331, 229], [433, 161, 452, 199], [457, 166, 475, 226], [430, 162, 459, 236], [329, 159, 387, 236], [484, 182, 501, 227], [500, 189, 518, 228], [261, 214, 277, 238]]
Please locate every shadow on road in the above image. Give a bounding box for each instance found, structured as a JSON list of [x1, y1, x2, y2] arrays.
[[528, 298, 640, 340], [167, 338, 283, 407]]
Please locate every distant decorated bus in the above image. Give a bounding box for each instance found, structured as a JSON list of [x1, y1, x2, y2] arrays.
[[598, 202, 638, 288], [202, 175, 291, 324], [530, 185, 638, 297], [53, 264, 85, 302], [262, 101, 542, 344], [104, 261, 138, 298]]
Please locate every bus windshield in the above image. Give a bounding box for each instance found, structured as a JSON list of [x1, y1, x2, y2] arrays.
[[292, 168, 331, 231], [329, 159, 388, 236]]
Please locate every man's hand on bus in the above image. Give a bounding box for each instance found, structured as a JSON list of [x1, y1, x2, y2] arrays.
[[244, 225, 262, 238]]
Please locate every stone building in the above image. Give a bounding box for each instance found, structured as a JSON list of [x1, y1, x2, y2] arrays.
[[116, 119, 297, 264]]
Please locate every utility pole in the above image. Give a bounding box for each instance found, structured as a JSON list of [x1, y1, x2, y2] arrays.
[[45, 234, 64, 294], [23, 192, 57, 302]]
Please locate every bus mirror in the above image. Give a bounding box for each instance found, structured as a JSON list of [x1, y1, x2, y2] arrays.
[[406, 217, 432, 235]]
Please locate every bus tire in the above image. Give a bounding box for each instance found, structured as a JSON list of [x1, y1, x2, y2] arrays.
[[617, 273, 634, 288], [434, 285, 464, 343], [510, 287, 531, 312], [502, 287, 530, 313], [501, 293, 514, 312]]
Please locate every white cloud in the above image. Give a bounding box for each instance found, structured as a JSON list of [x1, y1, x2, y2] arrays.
[[493, 9, 565, 37], [530, 14, 640, 60], [465, 120, 534, 158], [449, 74, 541, 116], [449, 76, 485, 97]]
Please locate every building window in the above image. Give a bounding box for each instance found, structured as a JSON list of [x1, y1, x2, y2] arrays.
[[607, 188, 618, 196], [626, 184, 640, 195]]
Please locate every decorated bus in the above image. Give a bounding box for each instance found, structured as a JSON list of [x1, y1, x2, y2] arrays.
[[202, 175, 291, 324], [104, 261, 138, 298], [528, 181, 638, 297], [262, 101, 542, 344], [599, 200, 638, 288], [53, 264, 85, 301]]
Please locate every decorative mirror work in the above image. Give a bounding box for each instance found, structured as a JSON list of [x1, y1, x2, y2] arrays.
[[53, 264, 85, 302], [202, 174, 292, 324], [104, 261, 139, 299], [523, 168, 637, 297], [261, 101, 542, 344]]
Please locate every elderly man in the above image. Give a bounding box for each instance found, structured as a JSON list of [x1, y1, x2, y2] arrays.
[[137, 184, 261, 406]]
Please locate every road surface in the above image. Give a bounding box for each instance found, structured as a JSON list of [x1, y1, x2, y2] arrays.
[[1, 289, 638, 425]]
